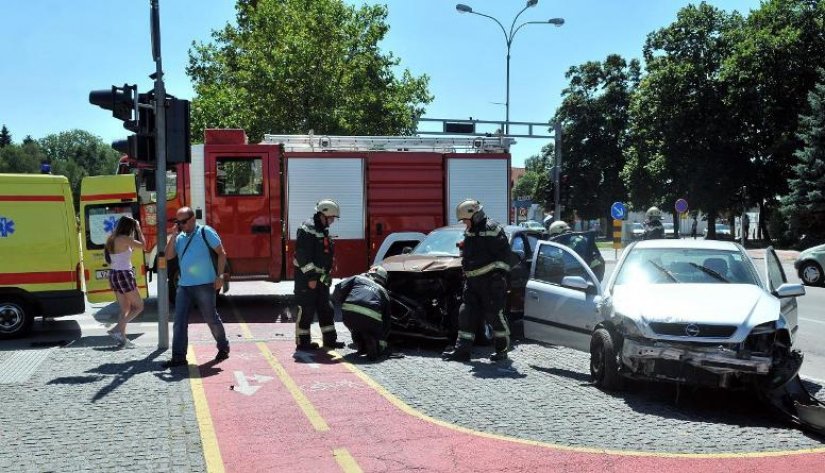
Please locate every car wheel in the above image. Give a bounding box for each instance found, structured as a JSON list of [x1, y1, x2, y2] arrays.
[[0, 297, 34, 339], [590, 328, 622, 391], [799, 261, 823, 286]]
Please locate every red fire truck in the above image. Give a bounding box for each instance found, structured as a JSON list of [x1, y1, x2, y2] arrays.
[[120, 128, 513, 290]]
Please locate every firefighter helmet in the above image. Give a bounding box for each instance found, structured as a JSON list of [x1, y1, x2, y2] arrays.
[[456, 199, 482, 221], [646, 206, 662, 220], [367, 266, 388, 286], [548, 220, 571, 236], [315, 199, 340, 218]]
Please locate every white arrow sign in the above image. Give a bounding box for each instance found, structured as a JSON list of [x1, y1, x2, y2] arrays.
[[232, 371, 272, 396], [293, 352, 319, 368]]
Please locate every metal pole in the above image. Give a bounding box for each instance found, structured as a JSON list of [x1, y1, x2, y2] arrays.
[[554, 121, 562, 221], [505, 45, 511, 135], [741, 186, 747, 247], [151, 0, 169, 349]]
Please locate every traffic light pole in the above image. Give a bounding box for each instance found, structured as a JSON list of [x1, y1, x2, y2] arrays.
[[553, 121, 562, 222], [151, 0, 169, 349]]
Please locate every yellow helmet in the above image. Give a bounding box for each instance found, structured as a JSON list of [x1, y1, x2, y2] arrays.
[[456, 199, 482, 221], [548, 220, 571, 236], [646, 206, 662, 220], [315, 199, 340, 218]]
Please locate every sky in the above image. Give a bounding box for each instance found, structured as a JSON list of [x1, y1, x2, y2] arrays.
[[0, 0, 763, 167]]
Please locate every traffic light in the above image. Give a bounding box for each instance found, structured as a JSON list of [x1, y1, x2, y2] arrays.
[[544, 180, 555, 207], [90, 86, 191, 165]]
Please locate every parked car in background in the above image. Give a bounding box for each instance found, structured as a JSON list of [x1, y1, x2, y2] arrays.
[[519, 220, 546, 231], [704, 223, 733, 240], [631, 222, 645, 240], [523, 239, 805, 392], [379, 225, 545, 341], [663, 222, 678, 239], [795, 243, 825, 286]]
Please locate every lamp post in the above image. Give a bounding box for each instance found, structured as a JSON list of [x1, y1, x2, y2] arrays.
[[456, 1, 563, 135]]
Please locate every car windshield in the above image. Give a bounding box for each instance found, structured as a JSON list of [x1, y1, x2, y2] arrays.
[[614, 248, 759, 286], [633, 223, 643, 231], [411, 228, 464, 256], [716, 224, 730, 232]]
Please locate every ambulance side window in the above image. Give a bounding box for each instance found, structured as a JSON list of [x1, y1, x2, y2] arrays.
[[216, 158, 263, 196]]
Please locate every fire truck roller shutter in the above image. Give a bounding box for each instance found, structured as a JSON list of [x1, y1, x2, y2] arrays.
[[446, 158, 509, 225]]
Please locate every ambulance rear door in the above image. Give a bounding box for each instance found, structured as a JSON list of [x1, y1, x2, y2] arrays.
[[80, 175, 148, 303]]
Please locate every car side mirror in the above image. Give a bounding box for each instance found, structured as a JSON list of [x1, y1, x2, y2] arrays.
[[561, 275, 590, 291], [775, 283, 805, 298], [401, 246, 413, 255]]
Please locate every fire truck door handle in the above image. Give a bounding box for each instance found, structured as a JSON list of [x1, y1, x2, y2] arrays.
[[376, 223, 383, 236], [251, 225, 271, 234]]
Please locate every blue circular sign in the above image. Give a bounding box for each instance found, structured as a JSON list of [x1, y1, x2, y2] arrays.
[[610, 202, 627, 220], [675, 198, 689, 214]]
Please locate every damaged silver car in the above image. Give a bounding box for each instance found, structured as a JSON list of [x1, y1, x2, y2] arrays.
[[524, 239, 825, 434]]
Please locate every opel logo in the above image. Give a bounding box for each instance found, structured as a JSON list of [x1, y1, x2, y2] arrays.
[[685, 323, 701, 337]]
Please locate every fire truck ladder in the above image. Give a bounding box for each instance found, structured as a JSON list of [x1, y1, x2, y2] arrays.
[[261, 134, 515, 153]]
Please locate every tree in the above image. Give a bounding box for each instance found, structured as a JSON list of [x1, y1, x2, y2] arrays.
[[782, 72, 825, 244], [724, 0, 825, 242], [554, 55, 640, 222], [187, 0, 433, 143], [0, 125, 11, 147], [622, 3, 748, 238], [38, 130, 121, 207], [0, 142, 44, 174]]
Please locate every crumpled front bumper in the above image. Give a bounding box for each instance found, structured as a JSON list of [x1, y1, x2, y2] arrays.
[[622, 338, 772, 377]]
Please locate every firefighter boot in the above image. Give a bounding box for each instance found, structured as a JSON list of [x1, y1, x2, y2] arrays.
[[490, 336, 510, 362], [296, 335, 320, 351], [441, 343, 471, 362], [490, 350, 509, 362]]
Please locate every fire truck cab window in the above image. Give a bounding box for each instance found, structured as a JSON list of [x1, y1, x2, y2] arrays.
[[137, 169, 177, 203], [216, 158, 264, 196]]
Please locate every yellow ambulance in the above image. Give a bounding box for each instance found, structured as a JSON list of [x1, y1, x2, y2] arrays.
[[0, 173, 146, 339]]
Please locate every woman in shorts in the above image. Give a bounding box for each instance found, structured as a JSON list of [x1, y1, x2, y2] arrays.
[[105, 216, 145, 347]]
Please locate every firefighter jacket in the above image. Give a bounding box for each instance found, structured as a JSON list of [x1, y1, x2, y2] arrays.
[[643, 219, 665, 240], [461, 213, 512, 278], [332, 275, 391, 324], [294, 214, 335, 284]]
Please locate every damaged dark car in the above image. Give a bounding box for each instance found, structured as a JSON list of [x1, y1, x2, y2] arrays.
[[379, 225, 544, 342]]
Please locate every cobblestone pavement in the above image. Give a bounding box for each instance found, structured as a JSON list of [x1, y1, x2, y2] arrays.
[[344, 338, 825, 455], [0, 338, 205, 473]]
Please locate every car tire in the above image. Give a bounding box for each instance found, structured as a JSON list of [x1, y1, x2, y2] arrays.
[[0, 297, 34, 339], [590, 328, 622, 391], [799, 261, 824, 287]]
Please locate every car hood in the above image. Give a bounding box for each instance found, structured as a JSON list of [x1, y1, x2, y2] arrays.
[[799, 243, 825, 260], [612, 284, 780, 330], [381, 254, 462, 272]]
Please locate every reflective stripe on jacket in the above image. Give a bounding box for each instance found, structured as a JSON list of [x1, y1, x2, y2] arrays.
[[462, 216, 511, 278], [294, 215, 334, 279]]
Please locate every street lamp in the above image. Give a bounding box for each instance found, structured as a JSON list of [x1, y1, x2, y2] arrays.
[[456, 1, 564, 135]]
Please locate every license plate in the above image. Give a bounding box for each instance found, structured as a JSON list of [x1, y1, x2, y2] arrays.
[[95, 270, 110, 280]]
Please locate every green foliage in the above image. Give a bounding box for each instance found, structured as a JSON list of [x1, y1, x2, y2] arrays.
[[38, 130, 121, 208], [622, 3, 748, 235], [187, 0, 433, 143], [555, 54, 640, 220], [782, 74, 825, 242], [0, 141, 45, 174], [0, 125, 11, 147]]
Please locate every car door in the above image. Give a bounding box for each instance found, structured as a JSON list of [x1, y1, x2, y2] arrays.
[[765, 246, 799, 342], [550, 231, 605, 280], [524, 241, 604, 352]]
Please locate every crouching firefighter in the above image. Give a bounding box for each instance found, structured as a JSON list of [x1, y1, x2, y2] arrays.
[[442, 199, 513, 362], [332, 266, 393, 361], [293, 199, 345, 351]]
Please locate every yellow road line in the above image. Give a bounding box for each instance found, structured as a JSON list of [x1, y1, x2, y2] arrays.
[[338, 355, 825, 459], [257, 341, 330, 431], [187, 346, 226, 473], [333, 448, 363, 473]]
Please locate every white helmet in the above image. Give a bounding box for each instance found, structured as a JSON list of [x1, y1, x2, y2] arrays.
[[548, 220, 571, 236], [456, 199, 482, 221], [367, 266, 388, 286], [315, 199, 340, 218], [646, 206, 662, 220]]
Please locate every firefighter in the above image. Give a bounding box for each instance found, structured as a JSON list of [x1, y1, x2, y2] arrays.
[[548, 220, 605, 281], [293, 199, 345, 351], [333, 266, 392, 361], [643, 206, 665, 240], [442, 199, 512, 362]]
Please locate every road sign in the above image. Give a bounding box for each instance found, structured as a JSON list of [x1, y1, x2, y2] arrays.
[[675, 198, 689, 214], [613, 219, 623, 249], [518, 207, 528, 219], [610, 202, 627, 220]]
